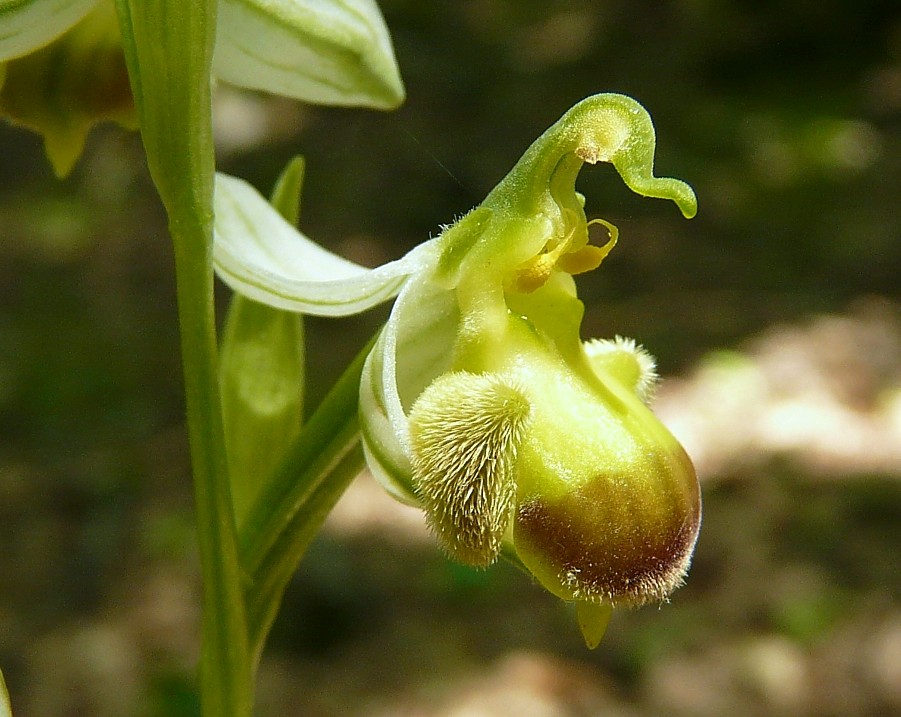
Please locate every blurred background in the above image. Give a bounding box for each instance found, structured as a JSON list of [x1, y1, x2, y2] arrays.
[[2, 0, 901, 715]]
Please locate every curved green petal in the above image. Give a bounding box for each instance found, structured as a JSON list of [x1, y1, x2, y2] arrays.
[[485, 92, 697, 222], [214, 0, 404, 109], [0, 0, 98, 61], [214, 172, 437, 315]]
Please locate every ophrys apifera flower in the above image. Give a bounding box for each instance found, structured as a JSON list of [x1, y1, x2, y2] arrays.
[[213, 93, 701, 647]]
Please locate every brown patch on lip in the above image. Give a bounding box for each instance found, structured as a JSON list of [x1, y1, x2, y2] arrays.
[[515, 451, 701, 607]]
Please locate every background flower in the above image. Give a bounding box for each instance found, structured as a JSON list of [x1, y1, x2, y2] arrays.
[[0, 0, 403, 175]]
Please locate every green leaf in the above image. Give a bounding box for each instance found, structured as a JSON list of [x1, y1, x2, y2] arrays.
[[0, 0, 98, 61], [239, 335, 373, 663], [268, 154, 305, 227], [220, 159, 306, 525], [214, 0, 404, 109], [220, 296, 304, 524], [213, 172, 438, 315]]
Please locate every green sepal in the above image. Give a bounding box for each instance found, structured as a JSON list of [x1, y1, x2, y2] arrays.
[[576, 601, 613, 650], [220, 159, 306, 524]]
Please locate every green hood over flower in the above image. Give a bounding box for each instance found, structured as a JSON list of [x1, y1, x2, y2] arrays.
[[212, 93, 701, 647]]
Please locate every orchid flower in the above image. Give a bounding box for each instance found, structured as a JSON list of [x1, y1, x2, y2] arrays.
[[0, 0, 404, 175], [216, 93, 702, 647]]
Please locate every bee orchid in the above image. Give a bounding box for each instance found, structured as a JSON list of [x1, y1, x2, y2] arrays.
[[213, 93, 702, 647]]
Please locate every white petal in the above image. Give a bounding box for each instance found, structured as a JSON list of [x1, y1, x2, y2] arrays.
[[213, 172, 437, 316], [359, 271, 459, 503], [214, 0, 404, 109], [0, 0, 98, 61]]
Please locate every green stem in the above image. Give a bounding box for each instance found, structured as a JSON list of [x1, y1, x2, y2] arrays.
[[173, 224, 253, 716], [239, 337, 374, 663], [114, 1, 252, 714]]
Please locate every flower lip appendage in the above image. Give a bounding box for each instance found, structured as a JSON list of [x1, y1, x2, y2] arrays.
[[212, 92, 702, 646]]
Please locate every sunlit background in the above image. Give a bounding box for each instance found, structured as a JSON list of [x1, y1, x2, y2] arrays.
[[2, 1, 900, 715]]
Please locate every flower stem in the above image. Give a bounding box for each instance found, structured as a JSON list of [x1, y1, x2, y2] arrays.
[[172, 226, 253, 716], [115, 1, 252, 714]]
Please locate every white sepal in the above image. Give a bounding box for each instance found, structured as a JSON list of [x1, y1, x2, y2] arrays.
[[0, 0, 98, 61], [213, 172, 437, 316], [359, 270, 459, 504], [214, 0, 404, 109]]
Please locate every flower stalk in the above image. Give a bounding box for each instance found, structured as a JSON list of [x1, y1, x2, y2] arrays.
[[115, 1, 252, 714]]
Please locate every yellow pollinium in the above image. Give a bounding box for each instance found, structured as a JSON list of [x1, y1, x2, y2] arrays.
[[512, 217, 619, 293]]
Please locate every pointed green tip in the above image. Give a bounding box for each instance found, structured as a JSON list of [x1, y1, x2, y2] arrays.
[[270, 156, 306, 226], [44, 126, 89, 179], [576, 601, 613, 649], [669, 179, 698, 219], [612, 155, 698, 219], [614, 170, 697, 219]]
